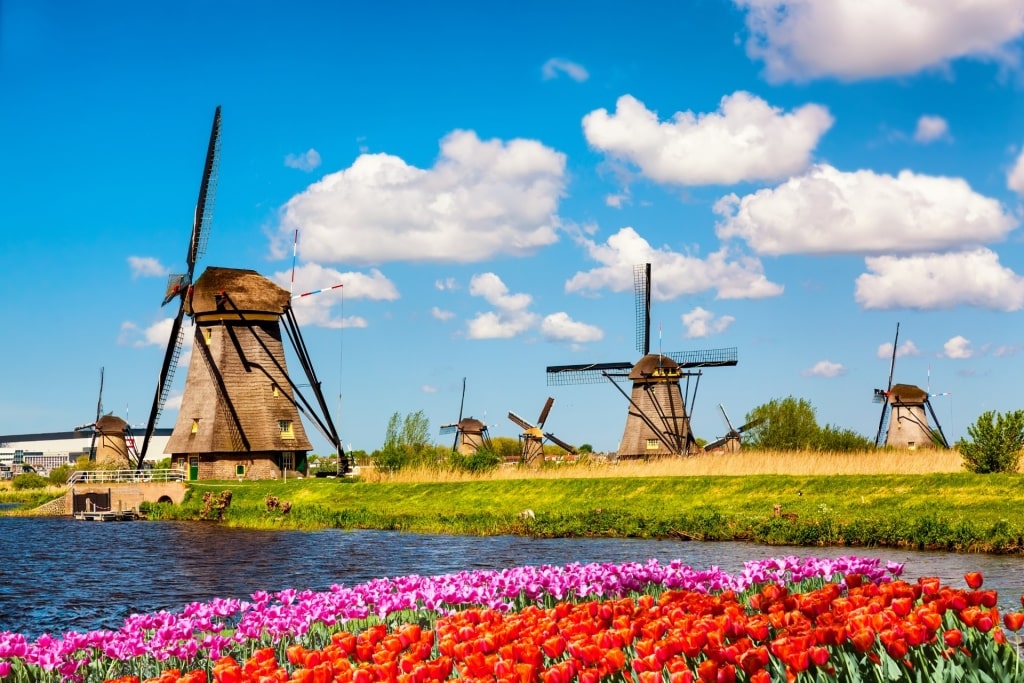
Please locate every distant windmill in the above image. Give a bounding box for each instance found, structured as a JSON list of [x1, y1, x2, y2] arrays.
[[703, 404, 762, 453], [547, 263, 737, 458], [873, 323, 949, 449], [508, 397, 577, 466], [440, 378, 492, 455], [73, 368, 137, 468]]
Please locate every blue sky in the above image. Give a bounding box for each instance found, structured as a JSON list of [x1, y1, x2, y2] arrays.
[[3, 0, 1024, 456]]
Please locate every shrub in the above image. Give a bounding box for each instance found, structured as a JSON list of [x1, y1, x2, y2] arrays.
[[12, 472, 49, 490], [48, 465, 71, 485], [957, 409, 1024, 473], [449, 449, 501, 473]]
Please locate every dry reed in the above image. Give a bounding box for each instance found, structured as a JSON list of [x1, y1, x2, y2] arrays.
[[362, 447, 970, 484]]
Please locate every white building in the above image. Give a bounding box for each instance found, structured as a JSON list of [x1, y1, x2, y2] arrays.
[[0, 428, 173, 476]]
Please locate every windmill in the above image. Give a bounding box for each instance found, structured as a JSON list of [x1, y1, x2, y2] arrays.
[[136, 106, 345, 480], [440, 378, 492, 455], [547, 263, 737, 459], [873, 323, 949, 449], [508, 397, 577, 466], [73, 368, 135, 467], [703, 404, 762, 453]]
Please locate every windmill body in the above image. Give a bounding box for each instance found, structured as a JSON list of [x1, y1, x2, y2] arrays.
[[547, 264, 737, 459], [881, 384, 941, 450], [165, 267, 313, 478], [91, 415, 133, 467]]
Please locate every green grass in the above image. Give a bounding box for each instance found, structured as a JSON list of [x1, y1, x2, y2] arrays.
[[145, 472, 1024, 554]]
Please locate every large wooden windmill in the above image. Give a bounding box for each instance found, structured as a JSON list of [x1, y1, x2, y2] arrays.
[[136, 107, 344, 480], [508, 397, 576, 466], [873, 323, 949, 449], [439, 378, 493, 455], [547, 263, 737, 459]]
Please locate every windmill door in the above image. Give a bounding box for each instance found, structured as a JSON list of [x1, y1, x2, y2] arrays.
[[188, 455, 199, 481]]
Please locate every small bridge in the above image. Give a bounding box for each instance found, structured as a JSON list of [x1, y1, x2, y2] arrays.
[[58, 469, 189, 517]]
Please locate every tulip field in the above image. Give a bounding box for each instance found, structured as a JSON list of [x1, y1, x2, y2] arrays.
[[1, 556, 1022, 683]]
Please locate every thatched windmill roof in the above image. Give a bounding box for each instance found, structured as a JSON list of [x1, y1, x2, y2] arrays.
[[629, 354, 681, 379], [888, 383, 927, 404], [187, 267, 290, 317]]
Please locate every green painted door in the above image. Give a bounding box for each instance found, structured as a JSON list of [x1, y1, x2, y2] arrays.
[[188, 455, 199, 481]]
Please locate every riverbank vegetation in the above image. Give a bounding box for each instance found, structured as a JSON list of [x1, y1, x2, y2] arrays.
[[142, 449, 1024, 554]]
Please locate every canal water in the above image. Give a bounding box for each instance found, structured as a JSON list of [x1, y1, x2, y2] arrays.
[[3, 516, 1023, 639]]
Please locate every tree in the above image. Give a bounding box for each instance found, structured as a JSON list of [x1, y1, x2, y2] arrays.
[[957, 410, 1024, 474], [814, 425, 875, 452], [400, 410, 431, 456], [743, 397, 820, 450]]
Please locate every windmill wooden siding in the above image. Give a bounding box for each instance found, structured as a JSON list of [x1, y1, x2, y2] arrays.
[[94, 415, 132, 468], [617, 355, 693, 459], [454, 418, 488, 455], [883, 384, 937, 449], [165, 267, 312, 479]]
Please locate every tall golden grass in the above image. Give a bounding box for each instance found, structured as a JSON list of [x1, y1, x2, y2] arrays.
[[362, 447, 972, 484]]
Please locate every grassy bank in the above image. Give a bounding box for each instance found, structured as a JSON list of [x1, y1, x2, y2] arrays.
[[145, 449, 1024, 554]]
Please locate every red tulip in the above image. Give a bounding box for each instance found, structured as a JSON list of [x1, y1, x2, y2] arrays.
[[943, 629, 963, 648], [1004, 612, 1024, 631], [965, 572, 984, 590]]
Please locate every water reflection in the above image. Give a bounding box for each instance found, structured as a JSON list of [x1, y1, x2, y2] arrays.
[[2, 517, 1022, 639]]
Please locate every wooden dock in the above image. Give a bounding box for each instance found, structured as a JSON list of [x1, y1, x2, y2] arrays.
[[74, 509, 141, 522]]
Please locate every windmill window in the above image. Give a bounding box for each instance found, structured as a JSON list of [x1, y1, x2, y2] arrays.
[[279, 420, 294, 439], [281, 451, 294, 470], [203, 329, 212, 345], [272, 384, 279, 397], [646, 439, 659, 450], [191, 419, 200, 434]]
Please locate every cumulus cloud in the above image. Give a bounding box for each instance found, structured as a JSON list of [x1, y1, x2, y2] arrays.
[[540, 312, 604, 344], [431, 306, 455, 321], [541, 58, 589, 82], [715, 164, 1017, 255], [583, 93, 832, 185], [944, 335, 974, 359], [466, 273, 538, 339], [681, 307, 735, 338], [119, 318, 195, 369], [285, 149, 322, 172], [276, 263, 398, 328], [802, 360, 846, 377], [435, 278, 458, 291], [128, 256, 168, 278], [877, 340, 921, 359], [566, 227, 783, 301], [914, 115, 951, 143], [277, 130, 566, 265], [735, 0, 1024, 82], [855, 248, 1024, 311], [1008, 147, 1024, 196]]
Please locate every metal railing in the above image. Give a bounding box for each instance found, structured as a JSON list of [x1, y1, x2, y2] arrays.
[[67, 469, 186, 485]]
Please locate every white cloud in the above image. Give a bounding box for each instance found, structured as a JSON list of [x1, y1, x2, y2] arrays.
[[736, 0, 1024, 82], [285, 149, 322, 172], [944, 335, 974, 359], [855, 248, 1024, 311], [541, 58, 589, 82], [681, 307, 735, 338], [277, 130, 566, 265], [434, 278, 458, 291], [715, 164, 1017, 255], [566, 227, 783, 300], [431, 306, 455, 321], [466, 273, 538, 339], [119, 318, 196, 371], [877, 340, 921, 359], [993, 344, 1022, 357], [583, 93, 832, 186], [276, 263, 398, 328], [913, 115, 951, 143], [802, 360, 846, 377], [1008, 147, 1024, 196], [421, 385, 438, 394], [128, 256, 168, 278], [605, 192, 630, 208], [540, 312, 604, 343]]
